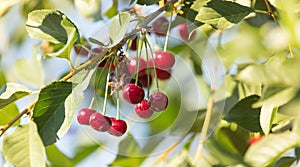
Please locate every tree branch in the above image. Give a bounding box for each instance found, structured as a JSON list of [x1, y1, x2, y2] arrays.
[[0, 5, 167, 138]]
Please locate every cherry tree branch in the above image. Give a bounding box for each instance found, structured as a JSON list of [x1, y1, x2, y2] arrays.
[[0, 5, 167, 138]]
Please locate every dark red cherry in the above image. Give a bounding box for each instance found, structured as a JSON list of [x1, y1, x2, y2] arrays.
[[108, 118, 127, 136], [129, 37, 137, 50], [153, 51, 175, 69], [127, 57, 147, 76], [155, 68, 171, 80], [178, 23, 196, 41], [89, 112, 112, 132], [138, 73, 152, 88], [149, 92, 168, 112], [134, 100, 153, 118], [74, 44, 91, 56], [122, 84, 145, 104], [77, 108, 96, 125], [152, 17, 168, 36]]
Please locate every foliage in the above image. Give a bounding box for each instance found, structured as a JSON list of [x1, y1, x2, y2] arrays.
[[1, 0, 300, 166]]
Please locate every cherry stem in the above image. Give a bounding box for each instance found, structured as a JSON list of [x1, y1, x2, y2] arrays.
[[163, 11, 173, 52], [115, 65, 121, 120], [144, 37, 151, 98], [135, 36, 143, 85], [145, 40, 159, 90], [102, 58, 113, 116]]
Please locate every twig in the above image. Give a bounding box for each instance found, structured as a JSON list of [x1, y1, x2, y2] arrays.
[[263, 0, 295, 58], [192, 89, 215, 165], [0, 5, 167, 138]]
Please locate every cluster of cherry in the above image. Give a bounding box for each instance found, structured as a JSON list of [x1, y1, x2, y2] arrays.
[[76, 15, 195, 136]]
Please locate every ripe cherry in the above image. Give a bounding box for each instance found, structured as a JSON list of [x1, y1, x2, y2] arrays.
[[129, 37, 137, 50], [149, 92, 168, 112], [77, 108, 96, 125], [152, 51, 175, 69], [152, 17, 168, 36], [108, 118, 127, 136], [249, 135, 264, 145], [178, 23, 196, 41], [155, 68, 171, 80], [122, 84, 145, 104], [138, 73, 152, 88], [89, 112, 112, 132], [134, 99, 153, 118], [127, 57, 147, 76], [74, 44, 91, 56]]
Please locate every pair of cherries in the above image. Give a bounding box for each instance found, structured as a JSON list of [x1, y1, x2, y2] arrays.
[[77, 108, 127, 136]]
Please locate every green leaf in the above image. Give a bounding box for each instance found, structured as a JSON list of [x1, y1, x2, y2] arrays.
[[253, 87, 297, 108], [0, 70, 6, 88], [26, 9, 79, 60], [0, 83, 31, 109], [136, 0, 159, 5], [104, 0, 118, 18], [46, 145, 73, 167], [0, 103, 20, 126], [72, 144, 100, 165], [33, 81, 73, 146], [244, 132, 300, 167], [57, 68, 96, 138], [2, 121, 46, 167], [236, 55, 300, 88], [109, 12, 130, 47], [195, 0, 254, 29], [109, 135, 146, 166], [74, 0, 102, 21], [274, 156, 297, 167], [14, 48, 45, 88], [260, 103, 277, 135], [224, 95, 262, 132]]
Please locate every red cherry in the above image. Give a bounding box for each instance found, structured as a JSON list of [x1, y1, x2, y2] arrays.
[[89, 112, 112, 132], [155, 68, 171, 80], [108, 118, 127, 136], [127, 57, 147, 76], [77, 108, 96, 125], [74, 44, 91, 56], [249, 135, 264, 145], [149, 92, 168, 112], [178, 24, 196, 41], [152, 17, 168, 36], [122, 84, 145, 104], [129, 37, 137, 50], [138, 73, 152, 88], [134, 100, 153, 118], [153, 51, 175, 69]]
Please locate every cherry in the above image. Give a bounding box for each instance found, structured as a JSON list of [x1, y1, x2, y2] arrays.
[[152, 51, 175, 69], [77, 108, 96, 125], [127, 57, 147, 76], [134, 99, 153, 118], [122, 77, 143, 88], [108, 118, 127, 136], [152, 17, 168, 36], [138, 73, 152, 88], [74, 43, 91, 56], [155, 68, 171, 80], [178, 23, 196, 41], [249, 135, 264, 145], [98, 59, 115, 70], [122, 84, 145, 104], [149, 92, 168, 112], [129, 37, 137, 50], [89, 112, 112, 132]]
